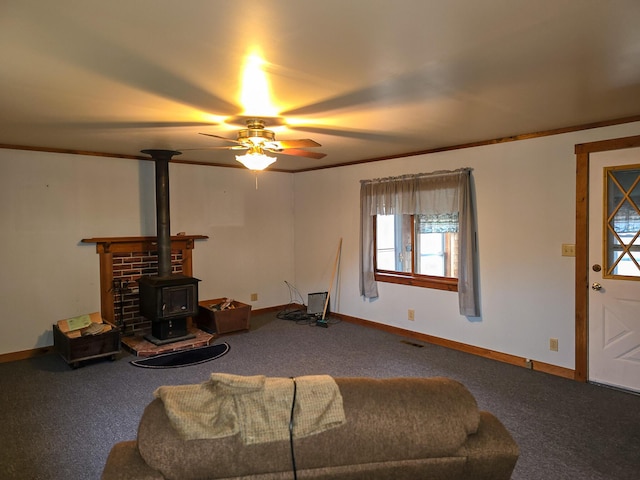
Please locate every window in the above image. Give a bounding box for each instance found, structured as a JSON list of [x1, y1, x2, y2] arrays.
[[360, 168, 478, 316], [374, 214, 458, 291]]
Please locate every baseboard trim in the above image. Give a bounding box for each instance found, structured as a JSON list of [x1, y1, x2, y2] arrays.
[[0, 346, 54, 363], [334, 312, 576, 380], [251, 305, 288, 315]]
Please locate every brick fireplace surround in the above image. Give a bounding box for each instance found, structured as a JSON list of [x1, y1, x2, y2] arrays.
[[81, 235, 209, 355]]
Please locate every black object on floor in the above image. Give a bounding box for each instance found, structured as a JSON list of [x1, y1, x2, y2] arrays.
[[130, 342, 230, 368]]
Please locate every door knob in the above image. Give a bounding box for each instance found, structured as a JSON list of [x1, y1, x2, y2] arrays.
[[592, 282, 602, 291]]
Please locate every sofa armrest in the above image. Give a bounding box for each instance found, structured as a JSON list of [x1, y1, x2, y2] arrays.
[[101, 441, 165, 480], [460, 412, 519, 480]]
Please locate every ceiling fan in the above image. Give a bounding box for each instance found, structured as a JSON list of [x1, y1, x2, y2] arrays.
[[197, 118, 326, 170]]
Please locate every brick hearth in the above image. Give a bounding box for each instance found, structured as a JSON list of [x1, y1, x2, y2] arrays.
[[121, 327, 214, 357]]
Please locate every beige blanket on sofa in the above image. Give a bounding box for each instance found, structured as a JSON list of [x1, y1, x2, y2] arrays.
[[154, 373, 345, 444]]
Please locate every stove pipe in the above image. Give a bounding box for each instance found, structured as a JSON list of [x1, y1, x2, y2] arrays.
[[141, 149, 181, 278]]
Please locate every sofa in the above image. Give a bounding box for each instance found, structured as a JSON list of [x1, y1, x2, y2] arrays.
[[101, 376, 519, 480]]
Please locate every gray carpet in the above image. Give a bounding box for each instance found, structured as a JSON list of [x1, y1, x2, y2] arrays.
[[0, 311, 638, 479]]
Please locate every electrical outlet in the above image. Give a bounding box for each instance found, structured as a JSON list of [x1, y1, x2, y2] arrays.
[[561, 244, 576, 257], [250, 293, 258, 302], [408, 309, 415, 321], [549, 338, 559, 351]]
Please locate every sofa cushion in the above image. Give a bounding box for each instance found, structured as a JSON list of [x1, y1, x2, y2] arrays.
[[295, 377, 480, 469], [137, 376, 480, 480], [138, 400, 295, 479]]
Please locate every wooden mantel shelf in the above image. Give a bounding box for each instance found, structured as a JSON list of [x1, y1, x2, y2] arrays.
[[81, 235, 208, 253]]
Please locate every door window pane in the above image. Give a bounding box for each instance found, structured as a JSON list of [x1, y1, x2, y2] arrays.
[[605, 165, 640, 278]]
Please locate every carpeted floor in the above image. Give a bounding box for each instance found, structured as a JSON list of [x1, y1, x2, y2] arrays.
[[0, 311, 639, 479]]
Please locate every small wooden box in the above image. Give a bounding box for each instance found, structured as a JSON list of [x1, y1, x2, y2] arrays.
[[53, 322, 121, 368], [196, 298, 251, 335]]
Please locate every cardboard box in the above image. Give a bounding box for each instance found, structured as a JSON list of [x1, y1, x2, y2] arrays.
[[196, 298, 251, 335], [53, 320, 120, 368]]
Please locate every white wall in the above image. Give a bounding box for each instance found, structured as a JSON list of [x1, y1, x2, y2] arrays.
[[0, 150, 294, 355], [292, 122, 640, 370], [169, 163, 295, 305], [2, 121, 639, 365]]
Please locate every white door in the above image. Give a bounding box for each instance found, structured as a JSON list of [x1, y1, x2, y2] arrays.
[[588, 148, 640, 393]]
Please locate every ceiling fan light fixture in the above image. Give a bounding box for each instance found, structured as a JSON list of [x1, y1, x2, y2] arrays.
[[235, 146, 276, 171]]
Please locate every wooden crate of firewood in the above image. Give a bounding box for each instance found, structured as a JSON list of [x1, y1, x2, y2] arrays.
[[53, 312, 120, 368], [196, 298, 251, 335]]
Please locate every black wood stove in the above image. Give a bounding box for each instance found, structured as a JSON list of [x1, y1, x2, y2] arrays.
[[138, 149, 200, 345]]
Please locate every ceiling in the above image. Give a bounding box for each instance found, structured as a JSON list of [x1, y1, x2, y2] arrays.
[[2, 0, 640, 172]]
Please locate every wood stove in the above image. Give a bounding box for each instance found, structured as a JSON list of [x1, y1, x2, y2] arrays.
[[138, 274, 199, 341], [138, 149, 200, 344]]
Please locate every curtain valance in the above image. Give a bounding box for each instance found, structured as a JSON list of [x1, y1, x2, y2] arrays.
[[360, 169, 467, 216]]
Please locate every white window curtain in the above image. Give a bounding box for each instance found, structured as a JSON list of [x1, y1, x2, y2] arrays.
[[359, 168, 479, 316]]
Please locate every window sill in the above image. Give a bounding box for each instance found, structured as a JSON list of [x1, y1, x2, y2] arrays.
[[374, 272, 458, 292]]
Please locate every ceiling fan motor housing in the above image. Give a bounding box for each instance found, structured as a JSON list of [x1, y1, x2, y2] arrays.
[[238, 119, 275, 145]]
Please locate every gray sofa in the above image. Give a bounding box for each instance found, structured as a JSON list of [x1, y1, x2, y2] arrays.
[[102, 376, 519, 480]]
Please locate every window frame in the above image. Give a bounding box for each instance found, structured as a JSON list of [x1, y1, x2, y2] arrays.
[[373, 215, 459, 292]]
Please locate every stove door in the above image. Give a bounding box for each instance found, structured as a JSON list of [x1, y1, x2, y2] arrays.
[[162, 284, 198, 318]]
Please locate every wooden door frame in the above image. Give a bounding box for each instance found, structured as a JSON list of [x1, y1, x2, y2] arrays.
[[574, 134, 640, 381]]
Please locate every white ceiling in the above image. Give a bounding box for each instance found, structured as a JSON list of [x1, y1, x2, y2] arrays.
[[2, 0, 640, 172]]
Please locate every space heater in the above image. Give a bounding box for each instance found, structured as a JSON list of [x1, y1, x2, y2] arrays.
[[308, 292, 329, 327]]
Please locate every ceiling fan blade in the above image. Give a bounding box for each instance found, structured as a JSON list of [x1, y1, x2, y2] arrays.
[[269, 148, 327, 159], [289, 125, 408, 143], [198, 132, 244, 145], [66, 120, 220, 130], [179, 145, 248, 151], [281, 66, 440, 116], [272, 139, 322, 149], [38, 17, 240, 116]]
